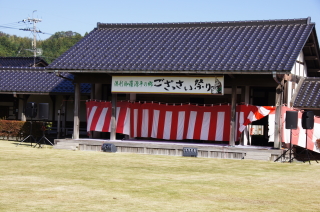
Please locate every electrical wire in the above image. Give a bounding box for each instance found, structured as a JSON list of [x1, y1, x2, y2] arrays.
[[0, 21, 52, 36], [0, 25, 21, 30]]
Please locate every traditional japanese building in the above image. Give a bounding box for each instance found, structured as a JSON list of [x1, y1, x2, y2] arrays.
[[47, 18, 320, 159]]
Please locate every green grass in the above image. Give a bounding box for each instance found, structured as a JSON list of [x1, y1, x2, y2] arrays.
[[1, 140, 320, 212]]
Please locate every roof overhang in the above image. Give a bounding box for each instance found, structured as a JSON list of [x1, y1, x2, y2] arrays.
[[0, 91, 87, 95], [50, 69, 290, 75]]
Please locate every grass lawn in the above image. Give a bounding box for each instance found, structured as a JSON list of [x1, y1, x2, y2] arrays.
[[0, 140, 320, 212]]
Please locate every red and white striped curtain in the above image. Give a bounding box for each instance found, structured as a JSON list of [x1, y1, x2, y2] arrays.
[[86, 100, 275, 142]]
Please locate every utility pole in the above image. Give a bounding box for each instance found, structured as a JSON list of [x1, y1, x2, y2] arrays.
[[20, 10, 42, 66]]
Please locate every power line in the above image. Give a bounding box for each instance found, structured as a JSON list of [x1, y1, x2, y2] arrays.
[[0, 18, 52, 36], [0, 25, 21, 30]]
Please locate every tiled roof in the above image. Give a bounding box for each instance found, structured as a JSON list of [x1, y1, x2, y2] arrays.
[[48, 18, 314, 73], [0, 57, 48, 67], [293, 77, 320, 109], [0, 68, 91, 94]]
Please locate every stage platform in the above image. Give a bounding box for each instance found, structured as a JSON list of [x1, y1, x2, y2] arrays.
[[54, 138, 285, 161]]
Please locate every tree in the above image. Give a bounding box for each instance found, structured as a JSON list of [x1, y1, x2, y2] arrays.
[[0, 31, 83, 63]]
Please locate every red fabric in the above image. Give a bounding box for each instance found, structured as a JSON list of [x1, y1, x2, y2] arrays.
[[86, 101, 273, 142], [279, 106, 320, 152]]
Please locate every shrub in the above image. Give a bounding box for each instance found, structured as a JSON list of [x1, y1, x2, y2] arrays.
[[0, 120, 44, 140]]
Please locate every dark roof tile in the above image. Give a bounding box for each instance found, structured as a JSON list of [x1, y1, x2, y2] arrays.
[[0, 68, 90, 94], [47, 18, 315, 73], [0, 57, 48, 67], [293, 77, 320, 108]]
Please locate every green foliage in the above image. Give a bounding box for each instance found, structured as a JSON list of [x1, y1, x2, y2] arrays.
[[0, 31, 83, 63]]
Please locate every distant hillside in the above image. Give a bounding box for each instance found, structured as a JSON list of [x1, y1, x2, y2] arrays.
[[0, 31, 84, 64]]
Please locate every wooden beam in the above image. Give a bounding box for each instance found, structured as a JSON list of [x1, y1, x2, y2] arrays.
[[304, 43, 315, 47], [307, 69, 320, 72], [228, 74, 235, 79], [304, 56, 318, 60], [224, 74, 278, 87], [74, 73, 112, 84]]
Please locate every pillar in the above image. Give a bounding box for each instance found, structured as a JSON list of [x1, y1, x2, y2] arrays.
[[229, 85, 237, 146], [241, 86, 250, 145], [110, 93, 117, 140], [274, 83, 283, 149], [92, 83, 102, 138], [73, 83, 80, 139]]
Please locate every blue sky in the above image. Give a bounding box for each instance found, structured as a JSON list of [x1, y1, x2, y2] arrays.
[[1, 0, 320, 40]]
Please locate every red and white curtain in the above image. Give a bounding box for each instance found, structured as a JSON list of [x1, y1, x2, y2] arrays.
[[86, 100, 275, 142], [282, 107, 320, 153], [268, 106, 320, 153]]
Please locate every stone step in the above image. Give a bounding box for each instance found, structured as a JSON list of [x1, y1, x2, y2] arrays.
[[55, 142, 79, 146], [244, 152, 271, 161], [54, 145, 78, 151], [54, 142, 79, 151]]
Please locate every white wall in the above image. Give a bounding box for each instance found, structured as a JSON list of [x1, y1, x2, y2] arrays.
[[288, 51, 307, 104]]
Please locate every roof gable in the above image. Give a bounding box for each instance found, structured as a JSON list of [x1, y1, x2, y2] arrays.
[[48, 18, 315, 74]]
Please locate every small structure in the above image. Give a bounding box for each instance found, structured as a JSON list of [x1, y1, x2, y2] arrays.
[[0, 57, 91, 137]]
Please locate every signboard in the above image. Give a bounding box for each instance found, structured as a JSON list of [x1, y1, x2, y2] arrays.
[[112, 76, 224, 95]]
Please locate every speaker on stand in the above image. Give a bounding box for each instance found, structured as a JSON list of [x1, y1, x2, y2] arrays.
[[297, 111, 318, 164], [16, 102, 37, 147], [34, 103, 54, 148], [275, 111, 298, 162]]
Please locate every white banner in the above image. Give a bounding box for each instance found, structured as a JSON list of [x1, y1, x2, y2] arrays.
[[112, 76, 224, 95]]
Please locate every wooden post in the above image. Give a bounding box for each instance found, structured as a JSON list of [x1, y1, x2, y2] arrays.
[[22, 95, 30, 121], [62, 95, 69, 137], [49, 95, 56, 122], [90, 83, 95, 100], [73, 83, 80, 139], [20, 95, 27, 121], [110, 94, 117, 140], [57, 109, 61, 139], [130, 93, 136, 101], [93, 83, 102, 138], [125, 93, 136, 139], [241, 86, 250, 145], [229, 85, 237, 146], [89, 84, 95, 139], [274, 84, 283, 149]]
